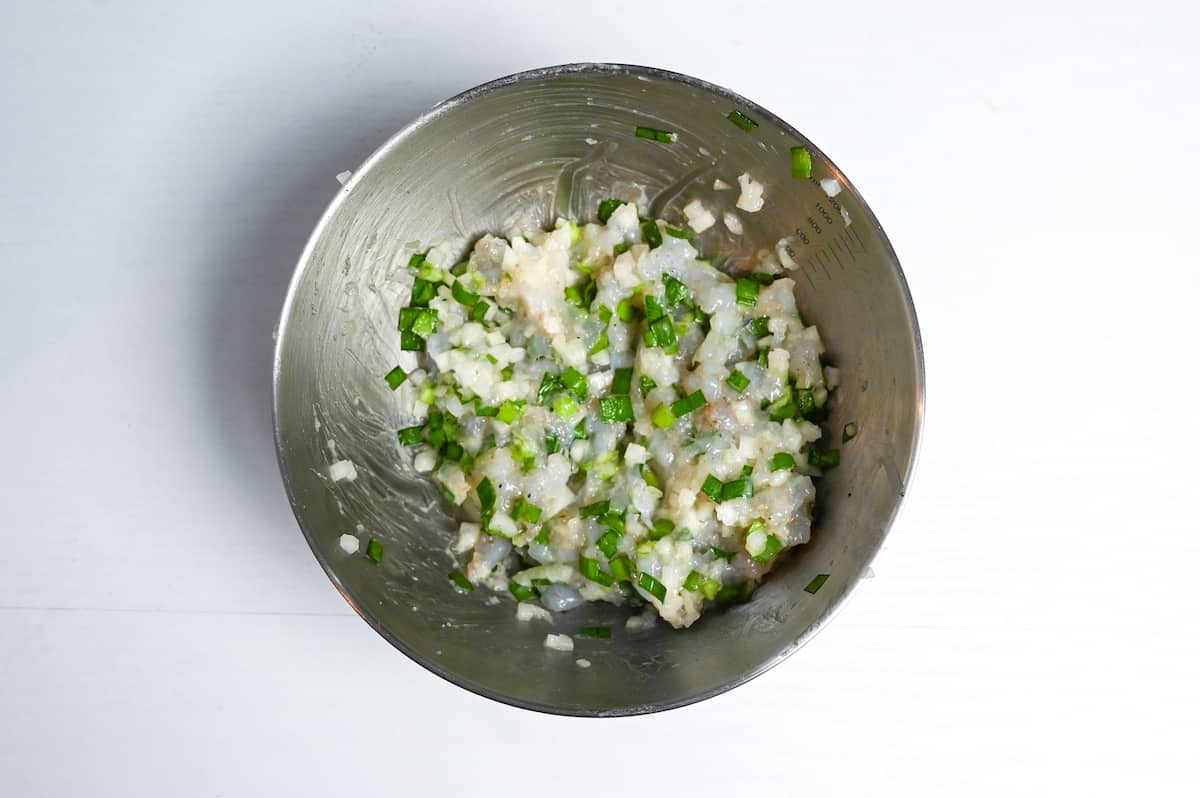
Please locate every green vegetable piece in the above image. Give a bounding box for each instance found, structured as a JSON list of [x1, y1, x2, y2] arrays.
[[651, 403, 676, 429], [475, 404, 499, 418], [579, 626, 612, 639], [748, 316, 771, 339], [613, 242, 630, 255], [598, 198, 622, 223], [641, 464, 661, 489], [735, 278, 759, 307], [700, 577, 722, 600], [791, 146, 813, 179], [769, 452, 796, 471], [709, 546, 735, 561], [649, 316, 676, 349], [634, 125, 676, 143], [451, 280, 479, 307], [398, 426, 424, 446], [796, 390, 817, 419], [701, 475, 724, 503], [648, 518, 675, 540], [470, 300, 489, 322], [752, 534, 783, 564], [643, 295, 664, 321], [536, 372, 561, 405], [509, 581, 537, 601], [639, 375, 657, 396], [664, 226, 690, 239], [443, 442, 463, 462], [726, 370, 751, 393], [497, 400, 523, 425], [580, 500, 610, 518], [450, 261, 468, 276], [616, 298, 638, 322], [721, 477, 753, 501], [747, 272, 775, 285], [476, 477, 496, 512], [407, 252, 426, 269], [518, 500, 542, 524], [637, 572, 667, 602], [804, 573, 830, 594], [663, 274, 689, 305], [640, 218, 663, 249], [808, 448, 841, 469], [727, 110, 759, 131], [410, 278, 436, 307], [399, 329, 423, 350], [602, 512, 626, 535], [560, 367, 588, 400], [579, 555, 614, 586], [384, 366, 407, 390], [574, 421, 588, 440], [552, 394, 580, 419], [671, 390, 707, 418], [715, 582, 749, 604], [501, 366, 513, 381], [683, 570, 705, 591], [366, 538, 384, 563], [599, 395, 634, 423], [596, 530, 621, 558], [611, 367, 633, 395], [608, 554, 633, 582], [598, 305, 612, 324], [534, 526, 551, 546], [449, 570, 473, 593], [545, 434, 560, 455], [589, 332, 609, 355]]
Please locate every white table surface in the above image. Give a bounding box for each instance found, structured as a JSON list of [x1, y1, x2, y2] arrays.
[[3, 1, 1198, 795]]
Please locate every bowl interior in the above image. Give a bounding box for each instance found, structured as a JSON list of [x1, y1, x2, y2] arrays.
[[274, 64, 922, 715]]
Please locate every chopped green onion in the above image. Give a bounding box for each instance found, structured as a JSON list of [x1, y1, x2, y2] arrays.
[[663, 274, 689, 305], [808, 448, 841, 469], [611, 367, 633, 395], [509, 581, 537, 601], [843, 422, 858, 443], [769, 452, 796, 471], [608, 553, 633, 582], [366, 538, 384, 563], [634, 125, 676, 143], [589, 332, 609, 355], [470, 300, 489, 322], [451, 280, 478, 307], [475, 404, 499, 418], [579, 555, 614, 586], [700, 577, 722, 600], [701, 474, 724, 503], [753, 534, 783, 564], [485, 354, 498, 365], [637, 572, 667, 602], [616, 298, 638, 322], [756, 349, 769, 367], [536, 372, 561, 405], [742, 465, 754, 477], [791, 146, 813, 179], [715, 583, 749, 604], [427, 425, 446, 449], [671, 390, 707, 418], [574, 421, 588, 440], [545, 434, 560, 455], [564, 286, 583, 307], [596, 530, 621, 558], [613, 242, 630, 255], [599, 395, 634, 423], [443, 442, 463, 462], [709, 546, 735, 561], [384, 366, 408, 390], [410, 278, 436, 307], [449, 570, 473, 593], [721, 477, 753, 501], [516, 499, 542, 523], [398, 426, 424, 446], [747, 317, 771, 340], [747, 272, 775, 285], [476, 477, 496, 512], [580, 500, 610, 518], [602, 512, 626, 535], [648, 518, 675, 540], [664, 226, 690, 239], [639, 376, 657, 396], [598, 305, 612, 324], [407, 252, 426, 269], [726, 370, 751, 393], [534, 526, 551, 546], [643, 295, 664, 321], [500, 366, 513, 381], [438, 481, 456, 504], [735, 278, 759, 307], [497, 400, 523, 424], [417, 262, 443, 282], [727, 110, 759, 131], [641, 464, 661, 489], [560, 367, 588, 400], [579, 626, 612, 639], [683, 570, 705, 591], [640, 219, 663, 249], [769, 401, 797, 423], [598, 198, 622, 223], [651, 403, 676, 429], [450, 261, 468, 276], [649, 316, 676, 348], [804, 573, 830, 594], [552, 394, 579, 419]]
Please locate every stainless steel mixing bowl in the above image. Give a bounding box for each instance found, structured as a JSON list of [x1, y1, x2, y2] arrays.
[[273, 63, 923, 716]]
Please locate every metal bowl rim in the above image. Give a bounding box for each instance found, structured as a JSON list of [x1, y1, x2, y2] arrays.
[[271, 61, 926, 717]]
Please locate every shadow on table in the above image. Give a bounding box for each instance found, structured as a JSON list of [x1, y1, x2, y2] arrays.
[[196, 74, 456, 545]]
